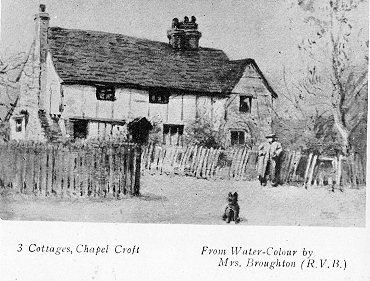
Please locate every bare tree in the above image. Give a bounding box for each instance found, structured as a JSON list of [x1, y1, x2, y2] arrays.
[[291, 0, 368, 155], [0, 52, 26, 122]]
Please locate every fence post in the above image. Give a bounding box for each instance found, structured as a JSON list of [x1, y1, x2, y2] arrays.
[[124, 146, 130, 195], [54, 145, 62, 195], [189, 146, 198, 174], [134, 145, 141, 195], [60, 145, 67, 197], [307, 155, 318, 188], [33, 144, 41, 194], [205, 147, 214, 179], [303, 153, 313, 188], [67, 146, 74, 196], [195, 147, 205, 178]]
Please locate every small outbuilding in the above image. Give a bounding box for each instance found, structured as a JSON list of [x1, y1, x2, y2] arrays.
[[127, 117, 153, 144]]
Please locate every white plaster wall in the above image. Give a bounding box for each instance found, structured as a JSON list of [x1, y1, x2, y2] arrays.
[[113, 88, 130, 120], [13, 42, 46, 141], [82, 86, 97, 118], [182, 95, 196, 123], [129, 89, 148, 119], [97, 99, 113, 119], [62, 85, 84, 118], [167, 95, 183, 124], [9, 117, 26, 140], [62, 86, 155, 121], [213, 97, 226, 130], [148, 102, 167, 123], [60, 85, 230, 134], [46, 53, 62, 115], [196, 96, 212, 119], [88, 122, 99, 138]]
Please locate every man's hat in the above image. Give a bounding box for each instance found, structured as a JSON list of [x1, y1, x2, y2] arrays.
[[265, 133, 277, 139]]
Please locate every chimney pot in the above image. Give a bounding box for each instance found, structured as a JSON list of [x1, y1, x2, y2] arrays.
[[40, 4, 46, 12], [167, 16, 201, 50], [172, 18, 179, 29]]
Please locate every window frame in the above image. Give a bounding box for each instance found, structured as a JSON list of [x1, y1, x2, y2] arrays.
[[15, 118, 23, 132], [96, 86, 116, 101], [239, 95, 252, 113], [230, 130, 245, 146], [149, 90, 170, 104]]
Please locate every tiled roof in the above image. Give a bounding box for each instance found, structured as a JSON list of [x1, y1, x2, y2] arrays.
[[48, 27, 276, 96]]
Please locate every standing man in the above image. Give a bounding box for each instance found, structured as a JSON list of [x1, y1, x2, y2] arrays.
[[257, 134, 282, 187]]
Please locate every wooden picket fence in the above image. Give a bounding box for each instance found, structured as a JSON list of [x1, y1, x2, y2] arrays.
[[140, 144, 222, 178], [141, 144, 366, 188], [302, 153, 366, 189], [0, 142, 365, 195], [0, 142, 141, 197]]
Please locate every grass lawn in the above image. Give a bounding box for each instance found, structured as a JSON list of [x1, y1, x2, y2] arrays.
[[0, 174, 366, 227]]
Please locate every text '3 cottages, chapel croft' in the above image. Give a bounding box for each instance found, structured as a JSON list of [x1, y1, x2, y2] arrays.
[[10, 5, 277, 146]]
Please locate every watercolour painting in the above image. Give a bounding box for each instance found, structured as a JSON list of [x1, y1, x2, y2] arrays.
[[0, 0, 367, 227]]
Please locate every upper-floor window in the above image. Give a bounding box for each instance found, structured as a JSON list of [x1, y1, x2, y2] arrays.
[[15, 118, 23, 132], [149, 90, 170, 104], [96, 86, 116, 101], [239, 96, 252, 113]]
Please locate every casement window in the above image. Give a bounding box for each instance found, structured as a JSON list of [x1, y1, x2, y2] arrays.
[[163, 124, 184, 145], [239, 96, 252, 113], [96, 86, 116, 101], [149, 90, 170, 104], [230, 130, 245, 145], [15, 118, 23, 132], [73, 120, 89, 139]]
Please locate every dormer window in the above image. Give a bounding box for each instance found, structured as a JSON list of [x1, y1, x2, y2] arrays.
[[149, 90, 170, 104], [96, 86, 115, 101]]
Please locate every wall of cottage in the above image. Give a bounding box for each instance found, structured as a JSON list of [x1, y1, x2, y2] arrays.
[[58, 84, 225, 140], [11, 41, 46, 142], [41, 60, 273, 145], [45, 53, 62, 115], [225, 64, 274, 146]]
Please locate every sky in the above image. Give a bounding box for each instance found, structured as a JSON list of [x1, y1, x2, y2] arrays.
[[0, 0, 368, 114]]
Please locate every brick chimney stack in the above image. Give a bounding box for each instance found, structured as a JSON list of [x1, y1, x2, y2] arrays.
[[34, 4, 50, 64], [167, 16, 202, 50], [34, 4, 50, 109]]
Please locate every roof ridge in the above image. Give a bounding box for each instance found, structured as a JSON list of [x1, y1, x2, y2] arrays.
[[48, 26, 227, 55]]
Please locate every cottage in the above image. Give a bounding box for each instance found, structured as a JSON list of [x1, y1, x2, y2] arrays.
[[10, 5, 277, 146]]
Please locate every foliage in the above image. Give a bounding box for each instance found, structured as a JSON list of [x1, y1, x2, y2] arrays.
[[148, 120, 163, 145], [273, 113, 342, 155], [0, 121, 10, 142], [184, 117, 225, 148]]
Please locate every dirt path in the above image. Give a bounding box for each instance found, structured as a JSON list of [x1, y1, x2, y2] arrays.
[[0, 174, 366, 226]]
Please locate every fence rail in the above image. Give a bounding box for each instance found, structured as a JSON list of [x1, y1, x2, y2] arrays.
[[141, 144, 366, 188], [0, 142, 141, 197]]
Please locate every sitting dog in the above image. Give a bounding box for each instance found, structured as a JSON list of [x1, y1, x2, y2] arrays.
[[222, 192, 240, 224]]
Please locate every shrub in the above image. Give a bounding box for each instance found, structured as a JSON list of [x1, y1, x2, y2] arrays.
[[184, 117, 225, 148]]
